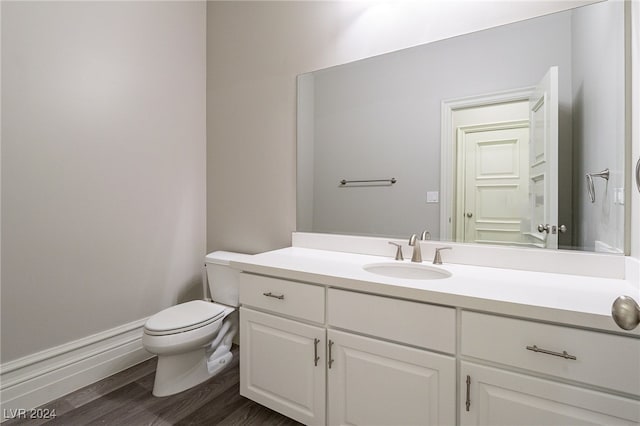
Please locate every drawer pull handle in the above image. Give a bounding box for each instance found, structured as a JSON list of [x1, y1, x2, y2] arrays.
[[328, 340, 334, 369], [314, 338, 320, 366], [526, 345, 577, 360], [262, 292, 285, 300]]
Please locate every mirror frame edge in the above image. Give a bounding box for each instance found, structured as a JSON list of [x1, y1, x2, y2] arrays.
[[624, 0, 632, 256]]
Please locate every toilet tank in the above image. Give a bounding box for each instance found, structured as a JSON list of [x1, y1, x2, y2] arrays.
[[205, 251, 251, 307]]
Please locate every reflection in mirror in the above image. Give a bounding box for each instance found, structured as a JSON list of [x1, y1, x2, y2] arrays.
[[441, 70, 560, 250], [297, 1, 626, 253]]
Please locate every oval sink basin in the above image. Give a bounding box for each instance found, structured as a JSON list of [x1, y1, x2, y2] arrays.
[[363, 262, 452, 280]]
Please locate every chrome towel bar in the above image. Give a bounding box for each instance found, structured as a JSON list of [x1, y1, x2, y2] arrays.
[[339, 178, 396, 186]]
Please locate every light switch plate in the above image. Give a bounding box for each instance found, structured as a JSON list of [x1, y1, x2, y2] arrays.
[[426, 191, 439, 203]]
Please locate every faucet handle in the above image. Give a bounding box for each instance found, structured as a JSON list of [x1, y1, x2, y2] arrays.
[[388, 242, 404, 261], [433, 246, 452, 265]]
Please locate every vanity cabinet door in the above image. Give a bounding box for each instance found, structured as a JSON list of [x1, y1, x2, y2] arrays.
[[460, 362, 640, 426], [327, 329, 455, 426], [239, 307, 325, 426]]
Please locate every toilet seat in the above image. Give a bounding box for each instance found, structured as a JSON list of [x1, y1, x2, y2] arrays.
[[144, 300, 227, 336]]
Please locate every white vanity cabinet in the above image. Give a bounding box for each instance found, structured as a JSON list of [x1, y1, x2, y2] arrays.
[[327, 288, 456, 425], [238, 274, 327, 425], [239, 273, 457, 426], [460, 311, 640, 425], [237, 267, 640, 426]]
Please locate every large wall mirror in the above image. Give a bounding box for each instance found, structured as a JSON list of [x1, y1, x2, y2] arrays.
[[297, 0, 628, 253]]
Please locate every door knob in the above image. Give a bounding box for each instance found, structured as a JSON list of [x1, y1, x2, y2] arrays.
[[537, 224, 550, 233], [466, 212, 473, 218], [538, 224, 566, 234], [612, 296, 640, 330]]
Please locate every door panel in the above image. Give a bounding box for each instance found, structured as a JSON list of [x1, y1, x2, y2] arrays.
[[458, 124, 530, 245], [461, 362, 640, 426], [527, 66, 559, 248], [240, 308, 325, 426], [328, 329, 455, 426]]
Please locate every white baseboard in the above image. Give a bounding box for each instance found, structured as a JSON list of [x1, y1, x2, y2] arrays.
[[0, 318, 152, 422]]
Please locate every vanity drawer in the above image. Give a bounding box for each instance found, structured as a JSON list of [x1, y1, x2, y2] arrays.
[[461, 311, 640, 395], [239, 273, 325, 324], [328, 288, 456, 354]]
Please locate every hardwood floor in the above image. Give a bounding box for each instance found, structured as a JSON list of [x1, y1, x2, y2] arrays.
[[5, 347, 302, 426]]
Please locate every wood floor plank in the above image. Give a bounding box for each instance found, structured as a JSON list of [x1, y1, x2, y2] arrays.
[[6, 346, 301, 426], [42, 381, 151, 426], [142, 369, 240, 425], [218, 398, 303, 426], [3, 360, 156, 426], [64, 357, 157, 408], [174, 385, 248, 425], [2, 399, 75, 426], [88, 353, 240, 425], [135, 370, 159, 392]]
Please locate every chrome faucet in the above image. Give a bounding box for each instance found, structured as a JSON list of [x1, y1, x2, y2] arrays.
[[409, 230, 431, 263], [433, 247, 452, 265]]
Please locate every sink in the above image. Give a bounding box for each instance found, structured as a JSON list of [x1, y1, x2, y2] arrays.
[[363, 262, 452, 280]]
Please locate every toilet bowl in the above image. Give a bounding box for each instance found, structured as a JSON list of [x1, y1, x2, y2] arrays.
[[142, 251, 248, 397]]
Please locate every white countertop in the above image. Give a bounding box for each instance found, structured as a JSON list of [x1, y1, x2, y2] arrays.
[[232, 247, 640, 336]]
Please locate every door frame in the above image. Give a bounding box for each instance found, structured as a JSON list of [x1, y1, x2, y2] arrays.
[[440, 87, 535, 241]]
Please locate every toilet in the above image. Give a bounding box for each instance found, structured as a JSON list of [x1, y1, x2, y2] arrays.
[[142, 251, 248, 397]]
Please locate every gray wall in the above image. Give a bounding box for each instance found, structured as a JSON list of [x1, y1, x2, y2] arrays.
[[304, 12, 573, 240], [571, 0, 626, 252], [206, 0, 588, 254], [1, 1, 206, 362]]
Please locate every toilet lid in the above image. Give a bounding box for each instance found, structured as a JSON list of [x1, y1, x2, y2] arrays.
[[144, 300, 227, 335]]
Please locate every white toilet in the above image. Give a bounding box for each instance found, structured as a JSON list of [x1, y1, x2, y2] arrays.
[[142, 251, 248, 397]]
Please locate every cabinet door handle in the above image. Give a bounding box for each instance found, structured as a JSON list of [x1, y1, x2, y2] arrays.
[[465, 375, 471, 412], [526, 345, 577, 360], [328, 340, 334, 369], [313, 338, 320, 366], [262, 292, 284, 300]]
